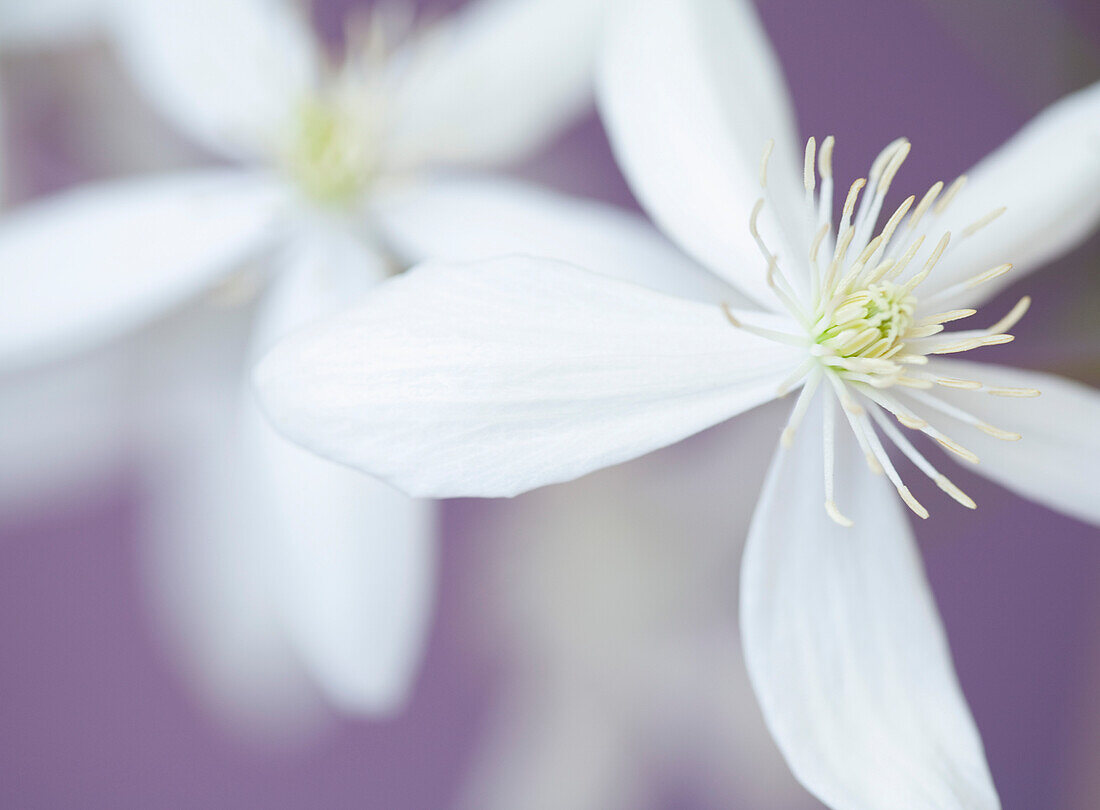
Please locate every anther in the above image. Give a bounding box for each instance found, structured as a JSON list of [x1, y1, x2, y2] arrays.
[[966, 263, 1013, 290], [961, 206, 1007, 238], [906, 180, 944, 234], [934, 435, 980, 464], [804, 137, 817, 194], [986, 296, 1031, 334], [897, 414, 928, 429], [759, 139, 775, 188], [919, 309, 977, 326], [935, 377, 983, 390], [977, 423, 1022, 441], [906, 324, 945, 339], [934, 175, 967, 215], [987, 386, 1041, 398], [819, 136, 835, 180], [936, 475, 977, 509], [825, 501, 854, 527], [899, 486, 930, 519]]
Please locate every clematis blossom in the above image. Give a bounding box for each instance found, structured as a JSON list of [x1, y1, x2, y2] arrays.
[[0, 0, 612, 728], [255, 0, 1100, 804]]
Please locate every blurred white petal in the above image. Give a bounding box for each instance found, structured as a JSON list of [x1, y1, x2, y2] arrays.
[[0, 170, 286, 370], [741, 394, 1000, 810], [371, 173, 747, 305], [246, 223, 437, 714], [255, 257, 801, 498], [923, 359, 1100, 526], [0, 348, 128, 514], [137, 304, 329, 741], [922, 80, 1100, 309], [458, 686, 643, 810], [114, 0, 320, 159], [598, 0, 805, 308], [463, 403, 805, 808], [385, 0, 609, 169], [0, 0, 109, 47]]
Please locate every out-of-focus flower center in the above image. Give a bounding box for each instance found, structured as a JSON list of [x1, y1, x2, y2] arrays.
[[282, 93, 380, 207], [723, 136, 1038, 526]]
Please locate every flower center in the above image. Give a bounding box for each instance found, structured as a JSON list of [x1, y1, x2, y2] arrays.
[[814, 282, 915, 360], [281, 92, 381, 207], [724, 136, 1039, 526]]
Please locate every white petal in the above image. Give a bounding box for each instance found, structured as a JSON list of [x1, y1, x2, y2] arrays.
[[597, 0, 806, 308], [741, 394, 1000, 810], [383, 0, 607, 170], [921, 358, 1100, 526], [255, 256, 800, 498], [0, 0, 108, 46], [922, 80, 1100, 308], [245, 228, 437, 714], [114, 0, 319, 159], [137, 305, 330, 740], [371, 174, 748, 305], [0, 170, 286, 371]]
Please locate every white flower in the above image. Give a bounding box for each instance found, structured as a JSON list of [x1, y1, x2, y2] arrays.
[[0, 0, 611, 729], [254, 0, 1100, 804]]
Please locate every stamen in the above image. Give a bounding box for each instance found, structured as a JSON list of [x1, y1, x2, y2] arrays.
[[906, 181, 944, 235], [721, 303, 808, 346], [857, 387, 926, 430], [777, 357, 817, 397], [826, 374, 879, 474], [934, 377, 983, 390], [900, 232, 951, 294], [804, 137, 817, 194], [897, 376, 936, 389], [936, 475, 977, 509], [987, 386, 1041, 398], [930, 430, 980, 464], [858, 409, 928, 519], [918, 309, 977, 326], [853, 141, 910, 255], [978, 423, 1022, 441], [838, 180, 866, 244], [819, 136, 835, 180], [883, 234, 925, 280], [961, 206, 1007, 238], [759, 139, 774, 188], [905, 387, 1018, 441], [926, 334, 1014, 354], [933, 175, 967, 215], [905, 324, 945, 339], [867, 403, 976, 510], [781, 368, 823, 447], [809, 223, 830, 265], [986, 296, 1031, 334]]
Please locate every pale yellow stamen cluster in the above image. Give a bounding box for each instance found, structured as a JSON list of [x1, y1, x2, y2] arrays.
[[277, 7, 409, 207], [727, 136, 1040, 526], [282, 93, 381, 206]]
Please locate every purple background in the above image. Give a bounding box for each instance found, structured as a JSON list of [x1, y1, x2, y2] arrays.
[[2, 1, 1100, 807]]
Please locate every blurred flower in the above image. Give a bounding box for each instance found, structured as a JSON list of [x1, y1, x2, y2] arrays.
[[0, 0, 134, 514], [255, 0, 1100, 804], [457, 405, 811, 810], [0, 0, 611, 733]]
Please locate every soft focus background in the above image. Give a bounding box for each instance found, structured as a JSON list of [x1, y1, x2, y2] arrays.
[[2, 0, 1099, 807]]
